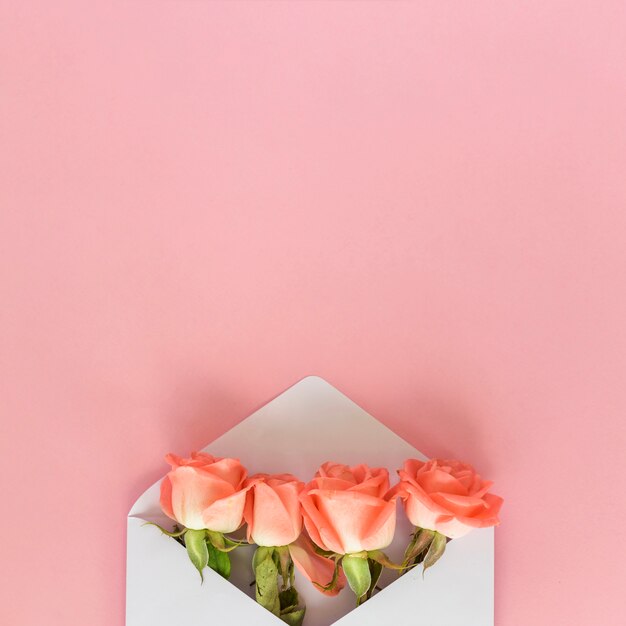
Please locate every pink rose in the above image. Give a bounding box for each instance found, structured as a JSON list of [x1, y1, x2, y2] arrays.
[[160, 452, 250, 532], [395, 458, 503, 539], [244, 473, 304, 547], [299, 462, 397, 555]]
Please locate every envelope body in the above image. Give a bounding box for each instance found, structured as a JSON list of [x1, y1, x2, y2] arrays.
[[126, 376, 494, 626]]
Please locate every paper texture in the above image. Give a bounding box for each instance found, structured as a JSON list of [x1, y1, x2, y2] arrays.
[[127, 376, 494, 625]]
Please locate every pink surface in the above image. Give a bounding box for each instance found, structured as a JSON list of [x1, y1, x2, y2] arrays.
[[1, 2, 625, 624]]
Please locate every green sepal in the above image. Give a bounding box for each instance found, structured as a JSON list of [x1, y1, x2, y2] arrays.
[[423, 532, 447, 573], [272, 549, 282, 571], [141, 521, 187, 537], [276, 546, 291, 589], [397, 528, 437, 575], [207, 540, 231, 579], [366, 558, 383, 599], [254, 549, 281, 616], [223, 535, 249, 549], [280, 607, 306, 626], [406, 528, 435, 562], [207, 530, 226, 550], [253, 546, 275, 571], [185, 529, 209, 581], [289, 555, 295, 587], [367, 550, 403, 570], [342, 554, 371, 602], [204, 530, 242, 553]]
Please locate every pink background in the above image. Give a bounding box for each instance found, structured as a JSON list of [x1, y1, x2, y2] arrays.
[[1, 1, 625, 624]]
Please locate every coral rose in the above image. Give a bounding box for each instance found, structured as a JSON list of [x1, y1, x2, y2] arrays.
[[244, 473, 304, 547], [395, 458, 503, 539], [299, 462, 397, 555], [160, 452, 250, 532]]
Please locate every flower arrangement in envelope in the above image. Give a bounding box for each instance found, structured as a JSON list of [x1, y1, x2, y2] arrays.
[[127, 376, 502, 626]]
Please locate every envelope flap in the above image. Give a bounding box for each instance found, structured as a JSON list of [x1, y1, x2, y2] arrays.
[[129, 376, 424, 517]]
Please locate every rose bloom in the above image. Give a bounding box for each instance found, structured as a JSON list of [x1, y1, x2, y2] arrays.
[[395, 458, 503, 539], [244, 473, 304, 547], [299, 462, 397, 555], [160, 452, 250, 532]]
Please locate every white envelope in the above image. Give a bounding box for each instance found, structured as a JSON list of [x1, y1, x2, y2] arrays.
[[127, 376, 494, 626]]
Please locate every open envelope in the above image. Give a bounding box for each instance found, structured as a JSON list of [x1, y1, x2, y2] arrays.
[[127, 376, 494, 626]]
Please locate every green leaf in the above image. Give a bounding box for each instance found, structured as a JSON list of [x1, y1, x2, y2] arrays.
[[366, 558, 383, 599], [207, 541, 231, 579], [342, 554, 371, 601], [253, 546, 274, 571], [279, 585, 306, 625], [255, 550, 281, 616], [423, 532, 447, 573], [185, 529, 209, 581], [279, 587, 299, 613], [280, 607, 306, 626]]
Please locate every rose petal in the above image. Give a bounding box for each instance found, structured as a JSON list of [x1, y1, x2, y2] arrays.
[[159, 475, 175, 520], [169, 466, 235, 530], [416, 469, 468, 496], [300, 491, 343, 554], [248, 481, 301, 546], [202, 484, 251, 533], [289, 534, 346, 596], [200, 457, 247, 488], [313, 489, 393, 554]]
